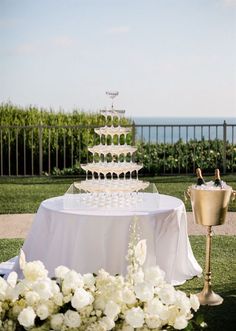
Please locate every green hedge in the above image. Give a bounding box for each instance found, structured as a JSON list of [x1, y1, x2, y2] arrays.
[[0, 103, 235, 175], [135, 139, 236, 175], [51, 139, 235, 176]]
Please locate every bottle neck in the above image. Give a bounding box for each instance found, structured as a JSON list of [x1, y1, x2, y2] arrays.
[[214, 169, 222, 187], [196, 168, 205, 185]]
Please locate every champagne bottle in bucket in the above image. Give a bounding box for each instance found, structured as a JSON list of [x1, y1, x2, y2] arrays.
[[196, 168, 206, 186], [214, 169, 223, 188]]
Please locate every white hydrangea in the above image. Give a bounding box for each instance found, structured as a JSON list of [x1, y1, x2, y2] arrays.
[[23, 260, 48, 281], [134, 281, 154, 302], [62, 270, 84, 294], [104, 300, 120, 320], [83, 273, 96, 289], [144, 266, 166, 286], [32, 278, 53, 300], [25, 291, 40, 306], [145, 297, 164, 315], [55, 265, 70, 279], [121, 287, 136, 305]]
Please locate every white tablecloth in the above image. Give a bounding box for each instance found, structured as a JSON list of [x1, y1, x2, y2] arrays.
[[13, 194, 202, 285]]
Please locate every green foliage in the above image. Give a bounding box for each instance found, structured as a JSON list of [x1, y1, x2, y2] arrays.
[[0, 103, 131, 175], [0, 103, 235, 175], [135, 139, 236, 175]]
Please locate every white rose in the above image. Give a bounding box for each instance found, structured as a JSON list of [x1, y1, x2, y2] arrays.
[[125, 307, 144, 328], [36, 303, 49, 320], [32, 279, 53, 300], [7, 271, 18, 288], [190, 294, 200, 312], [23, 261, 48, 281], [122, 287, 136, 305], [50, 313, 64, 330], [158, 285, 176, 305], [55, 265, 70, 279], [145, 297, 164, 315], [62, 270, 84, 294], [134, 239, 147, 265], [25, 291, 40, 305], [104, 300, 120, 319], [173, 315, 188, 330], [134, 282, 154, 302], [71, 287, 94, 310], [144, 266, 165, 286], [176, 291, 191, 314], [145, 315, 162, 329], [64, 309, 81, 328], [83, 273, 96, 289], [18, 307, 36, 328], [100, 316, 115, 330]]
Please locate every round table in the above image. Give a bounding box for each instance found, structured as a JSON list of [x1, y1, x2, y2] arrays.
[[13, 193, 202, 285]]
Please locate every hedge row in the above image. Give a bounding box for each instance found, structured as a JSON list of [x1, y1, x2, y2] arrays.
[[0, 103, 235, 175]]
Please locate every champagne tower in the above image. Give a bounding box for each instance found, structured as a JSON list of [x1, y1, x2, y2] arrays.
[[75, 91, 149, 195]]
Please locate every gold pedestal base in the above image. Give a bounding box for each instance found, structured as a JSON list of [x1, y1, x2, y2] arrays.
[[197, 288, 223, 306]]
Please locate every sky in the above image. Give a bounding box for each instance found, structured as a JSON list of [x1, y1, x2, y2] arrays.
[[0, 0, 236, 118]]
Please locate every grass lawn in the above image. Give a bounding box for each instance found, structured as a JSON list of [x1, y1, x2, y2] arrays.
[[0, 236, 236, 330], [0, 175, 235, 214], [0, 175, 235, 329]]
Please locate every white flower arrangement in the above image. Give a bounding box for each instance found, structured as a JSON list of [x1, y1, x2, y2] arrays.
[[0, 218, 203, 330]]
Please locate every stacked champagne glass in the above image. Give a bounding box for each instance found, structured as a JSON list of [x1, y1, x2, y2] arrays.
[[74, 96, 149, 208]]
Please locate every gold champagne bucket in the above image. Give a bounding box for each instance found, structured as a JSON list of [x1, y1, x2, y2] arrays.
[[190, 187, 232, 226], [188, 185, 235, 306]]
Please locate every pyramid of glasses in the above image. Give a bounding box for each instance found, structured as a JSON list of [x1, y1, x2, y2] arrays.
[[75, 108, 149, 195]]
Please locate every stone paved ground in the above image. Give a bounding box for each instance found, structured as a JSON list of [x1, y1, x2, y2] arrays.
[[0, 212, 235, 238]]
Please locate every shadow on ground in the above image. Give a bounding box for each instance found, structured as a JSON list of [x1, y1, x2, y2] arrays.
[[198, 289, 236, 331]]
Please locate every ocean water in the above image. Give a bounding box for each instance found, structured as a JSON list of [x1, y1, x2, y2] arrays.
[[132, 117, 236, 143]]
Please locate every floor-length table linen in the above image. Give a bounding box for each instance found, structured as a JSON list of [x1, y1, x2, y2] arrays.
[[13, 194, 202, 285]]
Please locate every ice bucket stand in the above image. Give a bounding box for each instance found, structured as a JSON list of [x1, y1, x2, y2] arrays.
[[188, 187, 235, 306]]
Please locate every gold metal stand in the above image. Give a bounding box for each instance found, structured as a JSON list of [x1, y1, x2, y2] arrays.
[[187, 187, 235, 306], [197, 225, 223, 306]]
